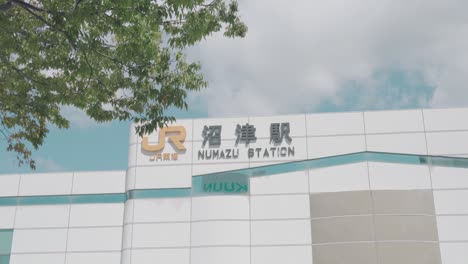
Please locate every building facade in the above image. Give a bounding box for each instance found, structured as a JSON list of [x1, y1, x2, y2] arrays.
[[1, 108, 468, 264]]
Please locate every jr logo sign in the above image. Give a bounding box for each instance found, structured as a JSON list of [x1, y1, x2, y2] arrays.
[[142, 126, 186, 152], [142, 126, 186, 161]]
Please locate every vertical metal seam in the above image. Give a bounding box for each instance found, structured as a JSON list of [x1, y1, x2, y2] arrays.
[[63, 171, 75, 264], [363, 111, 380, 264], [128, 138, 138, 264], [304, 113, 314, 262], [10, 173, 23, 258], [421, 109, 443, 264], [121, 127, 134, 264]]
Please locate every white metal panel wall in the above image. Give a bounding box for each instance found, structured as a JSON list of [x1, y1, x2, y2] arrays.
[[432, 165, 468, 264], [424, 109, 468, 264], [4, 170, 126, 264], [4, 107, 468, 264]]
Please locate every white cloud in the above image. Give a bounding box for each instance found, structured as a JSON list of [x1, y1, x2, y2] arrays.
[[60, 105, 101, 129], [186, 0, 468, 116], [34, 158, 65, 172]]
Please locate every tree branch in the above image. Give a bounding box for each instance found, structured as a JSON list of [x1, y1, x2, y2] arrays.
[[10, 0, 65, 15], [81, 51, 93, 91], [93, 49, 126, 67], [11, 0, 43, 12], [0, 1, 12, 11], [0, 57, 48, 86], [199, 0, 218, 7], [74, 0, 84, 10], [163, 19, 186, 25], [0, 112, 12, 141], [18, 4, 78, 50]]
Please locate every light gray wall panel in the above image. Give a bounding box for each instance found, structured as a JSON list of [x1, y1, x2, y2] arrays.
[[311, 216, 375, 243], [377, 242, 441, 264], [372, 190, 435, 215], [309, 191, 372, 218], [312, 243, 377, 264], [374, 215, 439, 241]]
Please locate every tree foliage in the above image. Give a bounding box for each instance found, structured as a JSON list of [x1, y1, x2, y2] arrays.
[[0, 0, 247, 169]]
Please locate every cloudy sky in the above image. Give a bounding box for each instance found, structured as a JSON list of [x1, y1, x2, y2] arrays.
[[2, 0, 468, 173]]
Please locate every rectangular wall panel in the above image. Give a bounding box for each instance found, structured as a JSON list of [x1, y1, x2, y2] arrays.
[[0, 207, 15, 228], [431, 166, 468, 189], [132, 223, 190, 248], [135, 165, 192, 189], [251, 220, 311, 245], [423, 108, 468, 131], [15, 205, 69, 228], [191, 221, 250, 246], [66, 227, 123, 252], [437, 216, 468, 241], [11, 229, 68, 253], [72, 171, 126, 194], [251, 246, 312, 264], [368, 162, 431, 190], [309, 191, 372, 218], [250, 194, 310, 219], [372, 190, 435, 215], [377, 242, 441, 264], [426, 132, 468, 155], [191, 247, 250, 264], [18, 173, 73, 196], [69, 204, 124, 227], [366, 133, 427, 154], [191, 196, 249, 221], [133, 198, 191, 223], [364, 109, 424, 133], [309, 163, 369, 193], [434, 190, 468, 215], [311, 216, 374, 243], [312, 243, 377, 264], [0, 175, 20, 197], [374, 215, 438, 241], [131, 248, 190, 264], [66, 252, 121, 264], [10, 253, 64, 264], [440, 242, 468, 264]]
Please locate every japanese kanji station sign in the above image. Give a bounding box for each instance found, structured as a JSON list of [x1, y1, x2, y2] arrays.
[[198, 122, 295, 161], [142, 121, 296, 162]]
